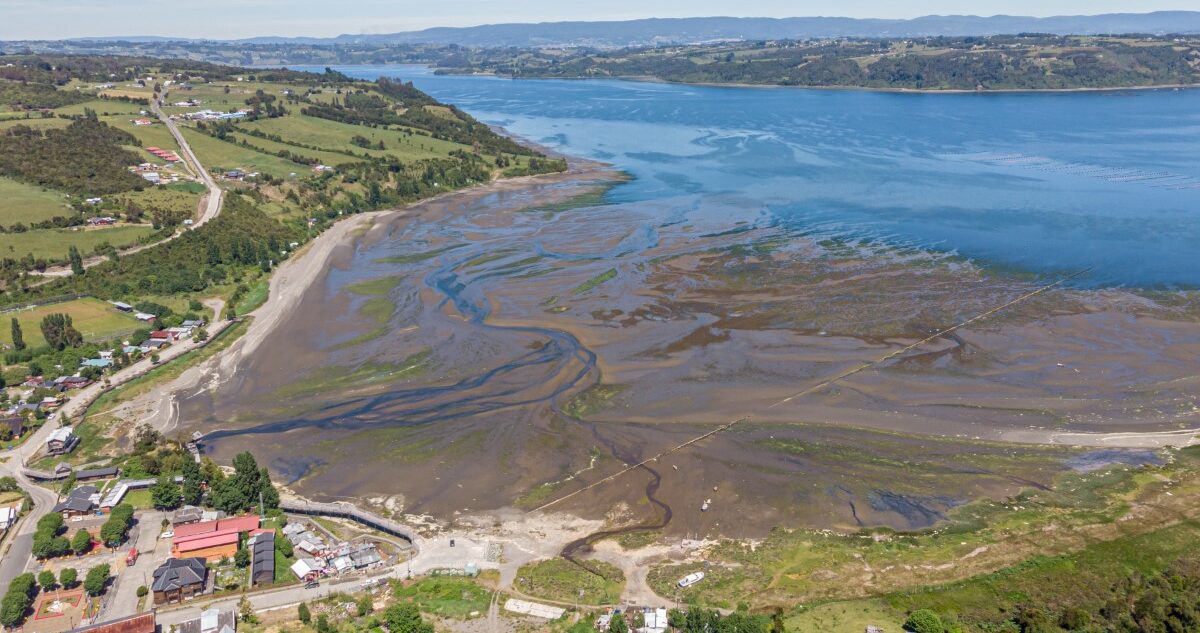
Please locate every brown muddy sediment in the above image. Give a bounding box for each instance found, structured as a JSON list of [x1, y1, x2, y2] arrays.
[[175, 163, 1200, 537]]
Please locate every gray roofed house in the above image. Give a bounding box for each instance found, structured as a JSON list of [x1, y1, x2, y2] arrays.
[[1, 413, 25, 440], [53, 485, 99, 516], [350, 546, 382, 569], [46, 426, 80, 454], [172, 505, 205, 526], [74, 466, 120, 481], [52, 495, 95, 516], [248, 531, 275, 586], [178, 607, 236, 633], [152, 557, 208, 604]]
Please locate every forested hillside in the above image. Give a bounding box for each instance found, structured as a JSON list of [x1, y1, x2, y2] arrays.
[[436, 34, 1200, 90], [0, 55, 565, 291], [0, 117, 146, 195]]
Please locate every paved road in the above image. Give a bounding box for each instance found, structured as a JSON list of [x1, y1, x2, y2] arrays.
[[0, 420, 64, 590], [26, 90, 223, 280], [154, 91, 223, 228], [156, 571, 376, 627], [96, 510, 166, 623], [0, 310, 232, 591]]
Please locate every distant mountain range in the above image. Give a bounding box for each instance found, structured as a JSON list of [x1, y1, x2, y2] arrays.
[[66, 12, 1200, 48]]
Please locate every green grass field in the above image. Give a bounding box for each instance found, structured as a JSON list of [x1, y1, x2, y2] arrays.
[[229, 131, 361, 167], [515, 559, 625, 606], [123, 489, 153, 509], [393, 577, 492, 619], [0, 176, 73, 225], [180, 127, 311, 177], [0, 297, 142, 348], [0, 224, 157, 262], [233, 278, 269, 315], [238, 113, 470, 162], [54, 99, 145, 117], [106, 117, 181, 155], [786, 601, 903, 633], [113, 187, 202, 217], [0, 117, 71, 132], [162, 81, 312, 114]]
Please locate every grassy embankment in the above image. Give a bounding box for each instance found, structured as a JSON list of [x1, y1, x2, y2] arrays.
[[515, 559, 626, 606], [643, 444, 1200, 632], [393, 577, 492, 618], [0, 225, 158, 262]]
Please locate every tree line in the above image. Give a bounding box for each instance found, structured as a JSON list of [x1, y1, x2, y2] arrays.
[[0, 116, 145, 196], [3, 193, 300, 305], [439, 36, 1200, 90]]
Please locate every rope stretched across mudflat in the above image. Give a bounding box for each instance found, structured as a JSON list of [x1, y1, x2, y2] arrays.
[[534, 268, 1091, 512]]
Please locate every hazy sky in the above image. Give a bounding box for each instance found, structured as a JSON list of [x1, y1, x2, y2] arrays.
[[2, 0, 1196, 40]]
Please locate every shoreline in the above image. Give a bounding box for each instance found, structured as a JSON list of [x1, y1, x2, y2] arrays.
[[437, 69, 1200, 95], [149, 164, 614, 436], [146, 160, 1200, 449]]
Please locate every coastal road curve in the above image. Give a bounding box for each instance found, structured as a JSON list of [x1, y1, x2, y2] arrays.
[[0, 305, 232, 591]]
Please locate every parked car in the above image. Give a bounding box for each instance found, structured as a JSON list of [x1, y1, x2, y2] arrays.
[[305, 580, 320, 590], [159, 531, 174, 540]]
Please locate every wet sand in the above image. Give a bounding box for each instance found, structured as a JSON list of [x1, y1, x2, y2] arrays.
[[153, 163, 1200, 538]]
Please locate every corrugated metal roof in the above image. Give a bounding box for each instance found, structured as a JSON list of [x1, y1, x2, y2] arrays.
[[174, 531, 238, 552], [67, 612, 155, 633]]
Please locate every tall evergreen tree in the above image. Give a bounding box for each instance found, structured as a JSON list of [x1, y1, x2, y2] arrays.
[[10, 318, 24, 350], [68, 245, 84, 276]]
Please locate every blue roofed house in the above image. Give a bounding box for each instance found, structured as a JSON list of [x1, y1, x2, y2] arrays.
[[81, 358, 114, 369]]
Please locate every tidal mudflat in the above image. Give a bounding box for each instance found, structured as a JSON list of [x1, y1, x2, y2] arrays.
[[167, 68, 1200, 537], [172, 166, 1199, 537]]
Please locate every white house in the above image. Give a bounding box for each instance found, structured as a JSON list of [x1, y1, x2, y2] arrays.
[[0, 506, 16, 530]]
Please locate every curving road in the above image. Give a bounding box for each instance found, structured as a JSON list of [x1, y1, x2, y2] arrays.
[[0, 302, 231, 592], [26, 90, 223, 280], [0, 427, 60, 591]]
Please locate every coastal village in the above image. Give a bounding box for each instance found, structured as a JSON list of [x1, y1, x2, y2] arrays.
[[0, 58, 715, 633]]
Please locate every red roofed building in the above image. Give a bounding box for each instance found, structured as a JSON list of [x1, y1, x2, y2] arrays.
[[172, 514, 259, 561], [67, 612, 155, 633]]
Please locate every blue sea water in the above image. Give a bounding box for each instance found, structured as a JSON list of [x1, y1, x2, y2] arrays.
[[299, 65, 1200, 288]]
